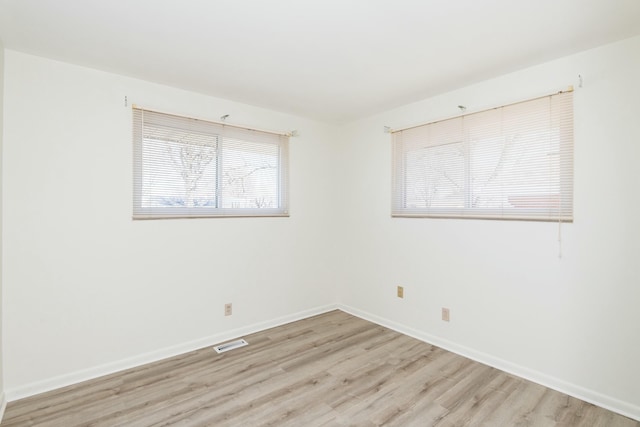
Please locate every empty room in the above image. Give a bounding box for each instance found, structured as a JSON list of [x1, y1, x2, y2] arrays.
[[0, 0, 639, 425]]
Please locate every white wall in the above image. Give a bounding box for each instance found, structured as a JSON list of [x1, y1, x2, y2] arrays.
[[2, 51, 340, 398], [338, 35, 640, 419], [0, 38, 6, 416]]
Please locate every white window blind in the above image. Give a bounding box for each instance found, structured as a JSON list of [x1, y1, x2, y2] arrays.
[[133, 107, 289, 219], [392, 90, 573, 221]]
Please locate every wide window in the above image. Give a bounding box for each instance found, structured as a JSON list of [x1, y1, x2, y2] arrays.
[[133, 107, 289, 219], [392, 91, 573, 221]]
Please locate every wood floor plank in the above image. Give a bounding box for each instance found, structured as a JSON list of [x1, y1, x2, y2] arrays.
[[446, 372, 522, 426], [2, 310, 638, 427]]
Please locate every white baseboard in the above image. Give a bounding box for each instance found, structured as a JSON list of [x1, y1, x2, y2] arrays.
[[5, 304, 338, 402], [338, 304, 640, 422], [0, 391, 7, 423]]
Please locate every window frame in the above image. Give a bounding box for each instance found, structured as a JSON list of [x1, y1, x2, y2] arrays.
[[133, 107, 290, 219], [391, 90, 573, 222]]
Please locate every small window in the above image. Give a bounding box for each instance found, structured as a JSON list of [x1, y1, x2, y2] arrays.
[[392, 91, 573, 221], [133, 107, 289, 219]]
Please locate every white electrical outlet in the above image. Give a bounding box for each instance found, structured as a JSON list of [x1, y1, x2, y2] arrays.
[[442, 307, 450, 322], [225, 303, 232, 316]]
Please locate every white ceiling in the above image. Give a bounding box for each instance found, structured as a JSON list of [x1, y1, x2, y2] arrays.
[[1, 0, 639, 123]]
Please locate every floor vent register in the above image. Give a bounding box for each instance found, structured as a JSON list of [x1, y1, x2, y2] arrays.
[[213, 339, 248, 354]]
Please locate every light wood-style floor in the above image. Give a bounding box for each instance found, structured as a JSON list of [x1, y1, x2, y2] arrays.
[[3, 310, 638, 426]]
